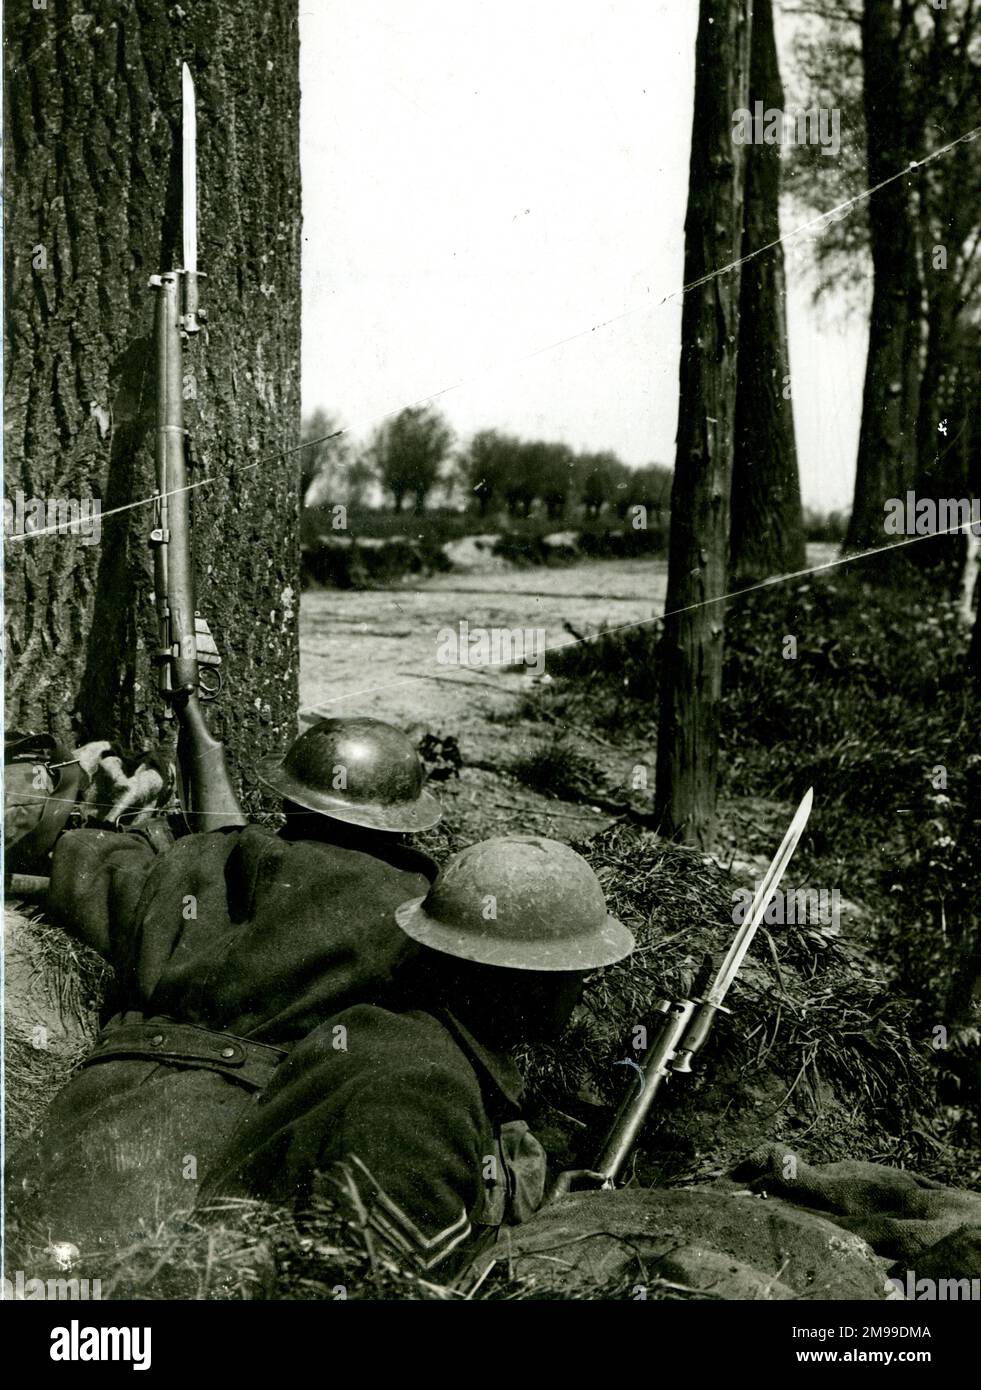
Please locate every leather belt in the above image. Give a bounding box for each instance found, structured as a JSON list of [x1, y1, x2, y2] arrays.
[[82, 1019, 287, 1092]]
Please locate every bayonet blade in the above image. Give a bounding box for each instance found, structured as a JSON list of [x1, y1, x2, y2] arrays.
[[182, 62, 198, 274], [706, 787, 814, 1007]]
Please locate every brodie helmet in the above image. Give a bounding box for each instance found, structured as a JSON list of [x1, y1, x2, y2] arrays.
[[395, 835, 634, 971], [257, 717, 441, 833]]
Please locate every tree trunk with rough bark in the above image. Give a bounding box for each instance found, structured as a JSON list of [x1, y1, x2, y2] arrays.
[[845, 0, 921, 551], [945, 751, 981, 1114], [730, 0, 804, 584], [4, 1, 302, 805], [655, 0, 753, 846]]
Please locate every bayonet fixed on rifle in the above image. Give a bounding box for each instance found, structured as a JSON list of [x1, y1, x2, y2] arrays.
[[148, 63, 245, 831], [592, 788, 814, 1188]]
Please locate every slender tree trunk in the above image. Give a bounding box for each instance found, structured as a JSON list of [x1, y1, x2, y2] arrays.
[[4, 2, 302, 804], [916, 296, 957, 497], [913, 0, 970, 510], [909, 291, 970, 585], [655, 0, 753, 846], [945, 752, 981, 1114], [730, 0, 804, 583], [845, 0, 921, 550], [967, 327, 981, 669]]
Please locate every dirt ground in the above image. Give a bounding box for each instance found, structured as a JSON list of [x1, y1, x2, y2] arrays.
[[299, 553, 665, 731]]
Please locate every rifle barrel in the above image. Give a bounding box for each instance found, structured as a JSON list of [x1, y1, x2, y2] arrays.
[[154, 273, 199, 692], [150, 270, 245, 831], [593, 997, 696, 1186]]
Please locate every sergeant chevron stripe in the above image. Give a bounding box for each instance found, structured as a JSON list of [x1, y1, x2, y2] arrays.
[[346, 1156, 473, 1270]]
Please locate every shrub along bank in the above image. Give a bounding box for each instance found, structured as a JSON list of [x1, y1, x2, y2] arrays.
[[300, 518, 668, 588]]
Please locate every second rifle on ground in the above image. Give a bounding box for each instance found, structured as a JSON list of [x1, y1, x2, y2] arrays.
[[588, 788, 814, 1190]]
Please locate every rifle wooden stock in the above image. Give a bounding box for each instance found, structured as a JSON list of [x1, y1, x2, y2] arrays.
[[151, 271, 245, 832], [176, 692, 245, 829]]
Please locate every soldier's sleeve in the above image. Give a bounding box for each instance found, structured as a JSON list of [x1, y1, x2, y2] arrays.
[[49, 828, 156, 958], [316, 1049, 487, 1273], [211, 1007, 490, 1273]]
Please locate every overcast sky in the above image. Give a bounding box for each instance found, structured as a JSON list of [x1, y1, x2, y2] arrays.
[[299, 1, 868, 513]]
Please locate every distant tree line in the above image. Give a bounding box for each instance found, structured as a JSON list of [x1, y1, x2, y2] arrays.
[[300, 405, 673, 525]]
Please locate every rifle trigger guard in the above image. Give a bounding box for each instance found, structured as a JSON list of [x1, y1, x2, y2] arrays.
[[198, 667, 222, 700]]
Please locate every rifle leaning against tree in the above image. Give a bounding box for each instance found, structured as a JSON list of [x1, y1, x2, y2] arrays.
[[148, 63, 245, 832]]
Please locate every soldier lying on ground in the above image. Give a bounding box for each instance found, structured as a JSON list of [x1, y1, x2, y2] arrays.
[[8, 717, 443, 1253], [49, 716, 441, 1035], [202, 835, 635, 1274]]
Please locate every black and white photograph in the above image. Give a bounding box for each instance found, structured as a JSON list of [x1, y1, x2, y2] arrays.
[[3, 0, 980, 1346]]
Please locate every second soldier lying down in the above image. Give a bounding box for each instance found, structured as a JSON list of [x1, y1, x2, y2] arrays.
[[205, 835, 635, 1273]]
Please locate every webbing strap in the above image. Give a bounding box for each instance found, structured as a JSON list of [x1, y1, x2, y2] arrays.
[[82, 1019, 287, 1092]]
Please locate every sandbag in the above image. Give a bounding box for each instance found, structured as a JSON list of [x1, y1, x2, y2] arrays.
[[467, 1187, 892, 1300], [731, 1143, 981, 1270]]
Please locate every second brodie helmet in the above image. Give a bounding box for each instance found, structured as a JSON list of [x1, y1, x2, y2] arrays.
[[395, 835, 634, 970]]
